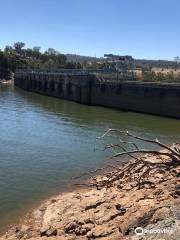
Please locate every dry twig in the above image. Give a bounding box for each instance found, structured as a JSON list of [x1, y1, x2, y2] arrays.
[[75, 129, 180, 190]]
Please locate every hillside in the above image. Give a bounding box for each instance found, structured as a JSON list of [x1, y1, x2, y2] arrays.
[[66, 54, 180, 69], [66, 54, 103, 63]]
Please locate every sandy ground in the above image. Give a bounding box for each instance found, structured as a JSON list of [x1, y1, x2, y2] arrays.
[[0, 151, 179, 240]]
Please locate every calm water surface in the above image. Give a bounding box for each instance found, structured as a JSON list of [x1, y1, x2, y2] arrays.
[[0, 84, 180, 232]]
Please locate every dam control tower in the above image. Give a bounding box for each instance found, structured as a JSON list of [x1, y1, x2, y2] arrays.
[[104, 54, 135, 80]]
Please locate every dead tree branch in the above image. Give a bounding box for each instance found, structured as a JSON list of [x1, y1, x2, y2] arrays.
[[99, 129, 180, 162], [74, 129, 179, 190]]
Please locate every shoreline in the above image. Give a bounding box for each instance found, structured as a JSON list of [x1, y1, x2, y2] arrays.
[[1, 149, 179, 240], [0, 180, 89, 235], [0, 79, 13, 84]]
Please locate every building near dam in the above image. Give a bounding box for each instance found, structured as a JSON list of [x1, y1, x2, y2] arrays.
[[103, 54, 135, 80]]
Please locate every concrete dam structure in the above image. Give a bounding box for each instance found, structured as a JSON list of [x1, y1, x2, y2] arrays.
[[14, 70, 180, 118]]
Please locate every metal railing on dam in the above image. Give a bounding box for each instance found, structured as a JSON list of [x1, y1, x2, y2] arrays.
[[15, 68, 135, 83], [15, 68, 91, 76], [14, 69, 180, 118]]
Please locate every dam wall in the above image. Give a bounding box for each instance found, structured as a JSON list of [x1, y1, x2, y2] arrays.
[[90, 82, 180, 118], [14, 71, 180, 118], [14, 72, 93, 105]]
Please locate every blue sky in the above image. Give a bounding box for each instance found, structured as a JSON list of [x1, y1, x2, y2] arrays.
[[0, 0, 179, 60]]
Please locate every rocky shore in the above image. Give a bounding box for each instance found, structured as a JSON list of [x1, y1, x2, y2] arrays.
[[1, 149, 180, 240], [0, 79, 13, 84]]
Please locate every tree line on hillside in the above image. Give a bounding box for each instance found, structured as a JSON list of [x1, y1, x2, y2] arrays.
[[1, 42, 180, 83], [140, 70, 180, 83], [66, 54, 180, 70], [135, 59, 180, 70], [0, 42, 82, 79]]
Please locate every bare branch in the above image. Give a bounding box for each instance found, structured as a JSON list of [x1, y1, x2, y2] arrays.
[[75, 129, 179, 190], [112, 149, 173, 159], [99, 129, 180, 160]]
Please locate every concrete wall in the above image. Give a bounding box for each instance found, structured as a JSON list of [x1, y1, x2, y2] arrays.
[[14, 72, 180, 118], [14, 72, 93, 105], [91, 82, 180, 118]]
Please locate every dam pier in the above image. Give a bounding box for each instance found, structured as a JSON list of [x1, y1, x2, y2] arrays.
[[14, 69, 180, 118]]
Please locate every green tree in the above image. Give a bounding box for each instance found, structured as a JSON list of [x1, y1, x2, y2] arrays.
[[65, 62, 76, 69], [32, 47, 41, 59], [0, 50, 10, 79], [1, 42, 82, 74], [13, 42, 25, 55]]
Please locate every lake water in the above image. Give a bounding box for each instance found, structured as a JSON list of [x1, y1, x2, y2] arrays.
[[0, 83, 180, 232]]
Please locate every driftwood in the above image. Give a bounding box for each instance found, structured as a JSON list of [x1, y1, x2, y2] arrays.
[[100, 129, 180, 162], [75, 129, 180, 190]]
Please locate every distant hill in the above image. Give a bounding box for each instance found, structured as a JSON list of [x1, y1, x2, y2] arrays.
[[135, 59, 179, 69], [66, 54, 180, 69], [66, 54, 103, 63]]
